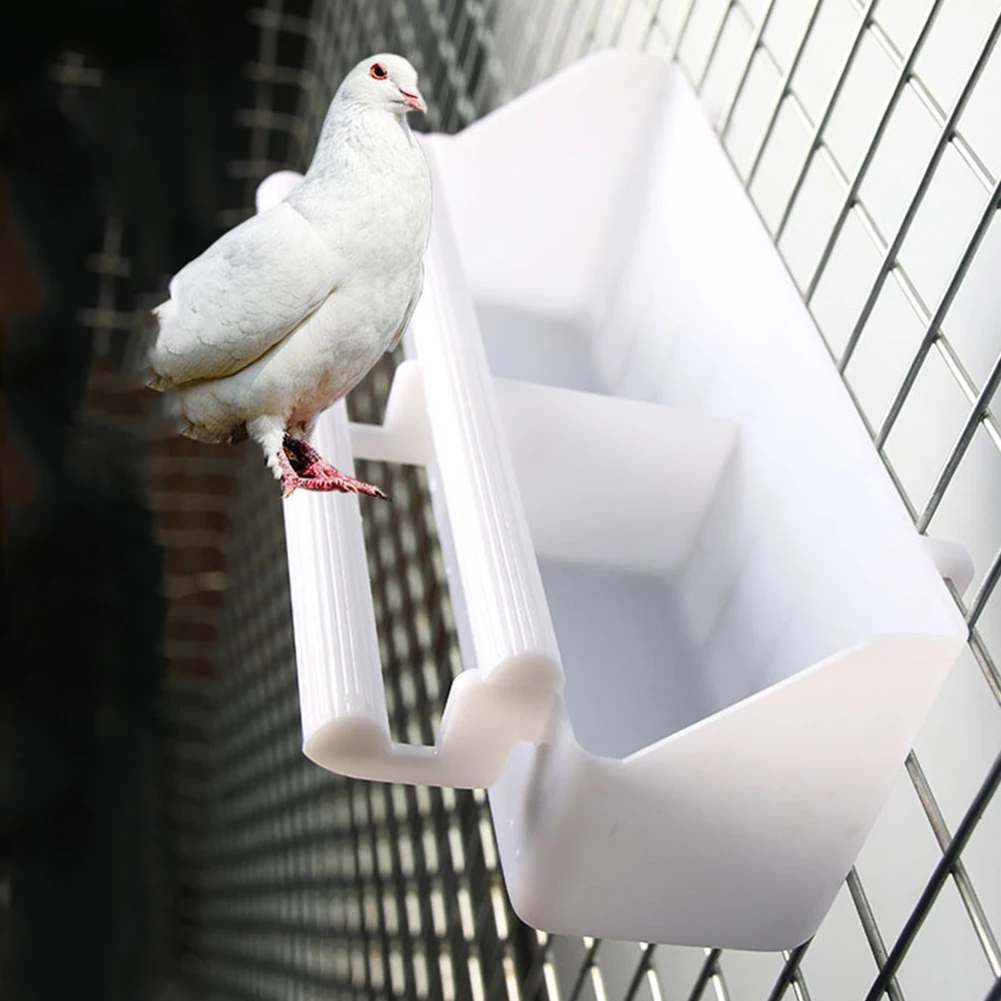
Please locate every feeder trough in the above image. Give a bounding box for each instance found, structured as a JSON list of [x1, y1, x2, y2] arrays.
[[256, 52, 970, 950]]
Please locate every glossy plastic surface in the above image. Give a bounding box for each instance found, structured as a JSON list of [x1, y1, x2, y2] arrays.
[[258, 52, 968, 949]]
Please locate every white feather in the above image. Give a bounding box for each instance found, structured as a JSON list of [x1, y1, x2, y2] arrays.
[[147, 53, 432, 481], [149, 203, 339, 388]]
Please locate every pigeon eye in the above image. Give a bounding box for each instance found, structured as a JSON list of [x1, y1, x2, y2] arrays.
[[370, 63, 388, 80]]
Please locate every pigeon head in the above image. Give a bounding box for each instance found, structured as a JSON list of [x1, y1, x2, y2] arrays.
[[338, 53, 427, 116]]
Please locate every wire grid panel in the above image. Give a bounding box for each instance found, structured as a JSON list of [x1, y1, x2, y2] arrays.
[[189, 1, 1001, 1000]]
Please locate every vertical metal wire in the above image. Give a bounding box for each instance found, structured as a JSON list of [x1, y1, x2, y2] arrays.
[[863, 752, 1001, 1001], [764, 943, 813, 1001], [904, 754, 1001, 976], [695, 1, 739, 90], [643, 0, 697, 55], [917, 354, 1001, 532], [969, 552, 1001, 635], [742, 0, 824, 183], [837, 13, 1001, 371], [685, 949, 729, 1001], [802, 0, 948, 302], [874, 177, 1001, 448], [773, 0, 878, 241], [845, 868, 906, 1001], [716, 0, 777, 137]]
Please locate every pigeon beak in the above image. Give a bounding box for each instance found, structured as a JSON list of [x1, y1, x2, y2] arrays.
[[399, 88, 427, 114]]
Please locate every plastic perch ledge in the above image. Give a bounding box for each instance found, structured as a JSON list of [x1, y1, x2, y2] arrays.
[[255, 53, 971, 952]]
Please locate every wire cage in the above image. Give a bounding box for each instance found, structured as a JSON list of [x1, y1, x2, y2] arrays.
[[100, 0, 1001, 998]]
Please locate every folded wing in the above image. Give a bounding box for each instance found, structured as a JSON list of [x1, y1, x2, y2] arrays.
[[149, 202, 339, 388]]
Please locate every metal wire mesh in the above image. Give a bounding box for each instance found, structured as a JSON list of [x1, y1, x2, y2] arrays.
[[171, 1, 1001, 999]]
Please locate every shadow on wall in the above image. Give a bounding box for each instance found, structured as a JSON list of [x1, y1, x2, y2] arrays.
[[1, 3, 291, 998]]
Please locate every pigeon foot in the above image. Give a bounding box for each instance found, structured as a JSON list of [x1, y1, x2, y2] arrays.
[[279, 435, 390, 501], [281, 470, 390, 500]]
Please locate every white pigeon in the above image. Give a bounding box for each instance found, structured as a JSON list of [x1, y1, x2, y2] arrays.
[[147, 53, 431, 500]]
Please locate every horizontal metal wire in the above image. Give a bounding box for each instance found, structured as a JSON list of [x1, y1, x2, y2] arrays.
[[846, 867, 906, 1001], [905, 753, 1001, 975], [804, 0, 946, 303], [687, 948, 728, 1001], [864, 749, 1001, 1001], [838, 12, 1001, 371]]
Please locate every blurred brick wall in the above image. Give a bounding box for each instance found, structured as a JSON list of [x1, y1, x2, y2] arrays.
[[81, 354, 244, 680]]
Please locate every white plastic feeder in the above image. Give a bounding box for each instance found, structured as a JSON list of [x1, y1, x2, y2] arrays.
[[257, 52, 970, 951]]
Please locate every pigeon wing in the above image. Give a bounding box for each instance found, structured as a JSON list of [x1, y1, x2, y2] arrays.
[[149, 202, 338, 388]]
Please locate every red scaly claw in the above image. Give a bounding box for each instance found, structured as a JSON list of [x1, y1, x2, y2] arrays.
[[279, 435, 390, 501], [286, 471, 390, 500]]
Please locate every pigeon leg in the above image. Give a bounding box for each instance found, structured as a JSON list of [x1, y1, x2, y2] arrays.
[[274, 446, 305, 499], [248, 415, 295, 488], [282, 434, 390, 501], [282, 435, 336, 477]]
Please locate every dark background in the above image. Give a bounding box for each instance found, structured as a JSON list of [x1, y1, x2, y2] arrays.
[[2, 5, 264, 998]]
